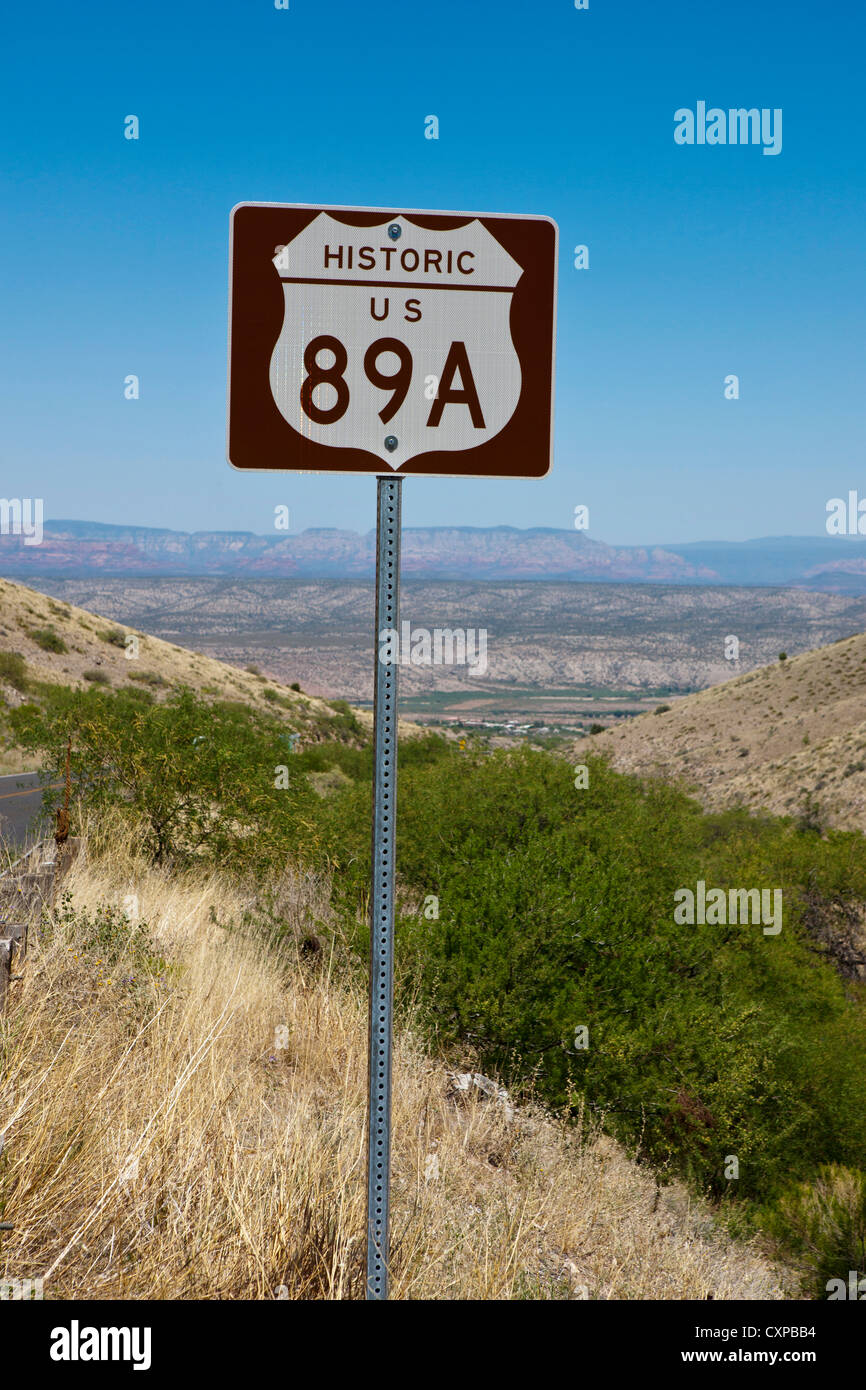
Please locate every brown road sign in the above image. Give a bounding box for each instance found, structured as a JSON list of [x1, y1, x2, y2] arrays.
[[227, 203, 557, 478]]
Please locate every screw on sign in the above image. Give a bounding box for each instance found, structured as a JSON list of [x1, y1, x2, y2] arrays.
[[226, 204, 557, 1299]]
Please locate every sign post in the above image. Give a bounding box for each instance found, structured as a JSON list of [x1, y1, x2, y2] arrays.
[[227, 202, 557, 1299], [367, 474, 402, 1298]]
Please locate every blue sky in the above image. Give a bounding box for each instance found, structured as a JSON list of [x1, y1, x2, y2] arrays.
[[0, 0, 863, 545]]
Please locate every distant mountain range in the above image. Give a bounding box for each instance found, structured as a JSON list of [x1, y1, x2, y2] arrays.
[[2, 520, 866, 591]]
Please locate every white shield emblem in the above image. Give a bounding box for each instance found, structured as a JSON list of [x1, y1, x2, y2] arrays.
[[268, 213, 523, 469]]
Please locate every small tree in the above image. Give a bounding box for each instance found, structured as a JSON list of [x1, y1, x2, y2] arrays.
[[11, 685, 312, 868]]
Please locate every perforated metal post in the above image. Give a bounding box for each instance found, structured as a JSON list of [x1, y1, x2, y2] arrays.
[[366, 473, 402, 1300]]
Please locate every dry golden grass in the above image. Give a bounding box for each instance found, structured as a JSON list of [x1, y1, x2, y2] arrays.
[[0, 842, 790, 1301]]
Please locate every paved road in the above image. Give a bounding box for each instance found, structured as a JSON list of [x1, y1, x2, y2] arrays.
[[0, 773, 54, 847]]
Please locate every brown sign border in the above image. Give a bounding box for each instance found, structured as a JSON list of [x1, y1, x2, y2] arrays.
[[227, 202, 557, 479]]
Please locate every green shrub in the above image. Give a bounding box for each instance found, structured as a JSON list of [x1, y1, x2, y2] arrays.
[[99, 627, 128, 648], [0, 651, 29, 692], [30, 626, 68, 654], [296, 740, 371, 781], [774, 1165, 866, 1298], [317, 744, 866, 1214], [260, 687, 296, 710], [48, 893, 164, 972], [128, 670, 168, 687], [296, 732, 446, 786], [326, 699, 362, 738], [83, 668, 110, 684], [11, 684, 316, 870], [796, 793, 825, 834]]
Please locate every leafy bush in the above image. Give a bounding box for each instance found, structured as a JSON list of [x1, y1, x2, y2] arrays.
[[99, 627, 128, 648], [296, 732, 446, 785], [774, 1165, 866, 1298], [11, 685, 317, 868], [296, 740, 371, 781], [326, 699, 362, 738], [316, 744, 866, 1222], [796, 793, 825, 834], [127, 670, 168, 687], [48, 893, 167, 973], [83, 668, 110, 684], [30, 626, 68, 654], [0, 651, 29, 692]]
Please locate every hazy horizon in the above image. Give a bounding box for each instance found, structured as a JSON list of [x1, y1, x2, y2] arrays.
[[21, 517, 866, 547]]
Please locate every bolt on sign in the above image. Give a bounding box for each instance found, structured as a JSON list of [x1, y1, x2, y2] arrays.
[[227, 203, 557, 477]]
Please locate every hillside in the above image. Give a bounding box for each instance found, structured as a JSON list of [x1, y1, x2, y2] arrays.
[[0, 581, 795, 1299], [5, 602, 866, 1299], [3, 580, 866, 1300], [17, 577, 866, 712], [592, 631, 866, 832], [0, 576, 417, 759]]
